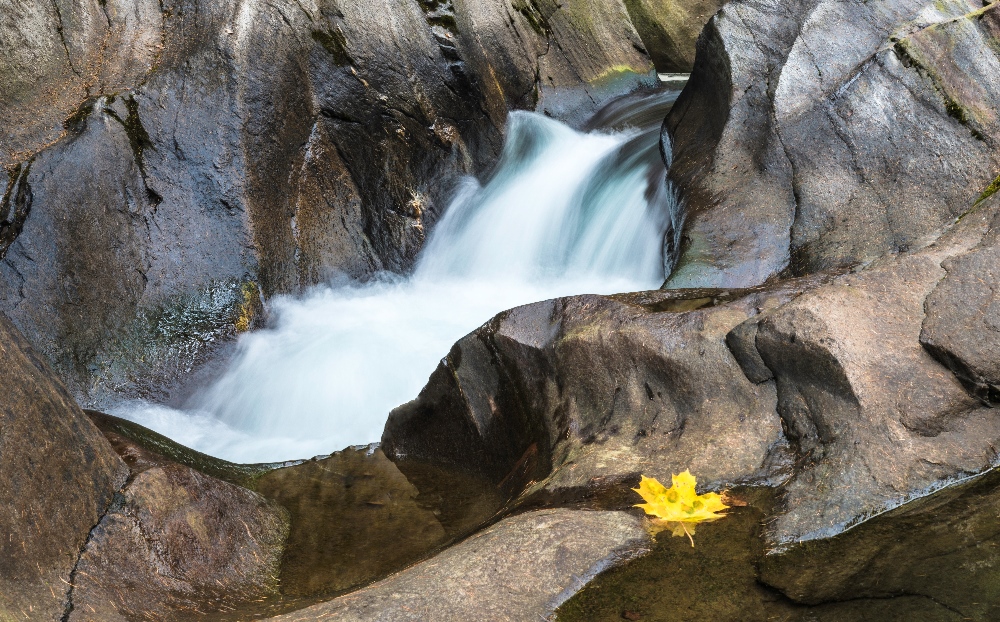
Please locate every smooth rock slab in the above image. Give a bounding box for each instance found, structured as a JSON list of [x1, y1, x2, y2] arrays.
[[267, 509, 650, 622], [761, 464, 1000, 621]]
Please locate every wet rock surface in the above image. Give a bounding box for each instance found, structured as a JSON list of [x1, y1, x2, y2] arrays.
[[69, 464, 289, 621], [254, 448, 451, 600], [558, 485, 979, 621], [921, 195, 1000, 405], [664, 0, 1000, 288], [266, 508, 650, 622], [761, 465, 1000, 621], [0, 313, 128, 621]]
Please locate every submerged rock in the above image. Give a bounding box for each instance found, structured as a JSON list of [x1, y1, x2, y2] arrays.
[[664, 0, 1000, 288], [266, 508, 650, 622], [0, 313, 128, 620]]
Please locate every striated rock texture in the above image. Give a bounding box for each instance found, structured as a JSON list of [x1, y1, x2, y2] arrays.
[[266, 508, 650, 622], [0, 0, 722, 406], [664, 0, 1000, 288], [0, 312, 128, 620]]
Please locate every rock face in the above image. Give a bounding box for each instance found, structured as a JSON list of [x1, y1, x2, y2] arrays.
[[385, 197, 1000, 548], [254, 447, 448, 599], [0, 312, 128, 621], [69, 464, 289, 621], [665, 0, 1000, 288], [266, 508, 650, 622], [0, 0, 724, 406]]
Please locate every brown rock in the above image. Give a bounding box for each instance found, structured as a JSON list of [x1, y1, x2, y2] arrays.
[[0, 312, 128, 620], [68, 463, 289, 621], [754, 240, 1000, 544], [254, 447, 448, 599], [383, 280, 824, 502], [921, 195, 1000, 405]]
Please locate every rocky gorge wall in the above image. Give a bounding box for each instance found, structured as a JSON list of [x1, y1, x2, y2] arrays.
[[0, 0, 722, 407], [3, 0, 1000, 620]]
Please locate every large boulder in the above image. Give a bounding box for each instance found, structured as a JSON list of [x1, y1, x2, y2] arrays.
[[664, 0, 1000, 288], [0, 312, 128, 620], [920, 194, 1000, 404]]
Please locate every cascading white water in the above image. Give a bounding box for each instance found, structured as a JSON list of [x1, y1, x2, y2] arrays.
[[115, 89, 682, 463]]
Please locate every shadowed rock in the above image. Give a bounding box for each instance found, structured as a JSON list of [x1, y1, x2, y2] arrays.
[[0, 312, 128, 620]]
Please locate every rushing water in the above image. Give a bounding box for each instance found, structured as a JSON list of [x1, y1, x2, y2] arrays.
[[115, 88, 683, 463]]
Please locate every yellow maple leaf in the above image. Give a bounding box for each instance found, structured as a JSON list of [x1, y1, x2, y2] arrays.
[[632, 471, 729, 547]]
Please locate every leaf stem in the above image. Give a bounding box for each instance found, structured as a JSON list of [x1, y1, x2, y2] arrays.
[[682, 523, 694, 548]]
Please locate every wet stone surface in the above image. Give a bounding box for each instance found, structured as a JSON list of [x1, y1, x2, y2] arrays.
[[559, 469, 1000, 621]]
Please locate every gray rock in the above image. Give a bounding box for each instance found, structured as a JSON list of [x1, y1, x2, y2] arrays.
[[664, 0, 1000, 289], [265, 508, 650, 622], [921, 195, 1000, 405], [69, 464, 289, 621], [0, 312, 128, 621]]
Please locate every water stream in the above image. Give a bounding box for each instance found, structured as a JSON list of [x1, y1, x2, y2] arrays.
[[115, 88, 682, 463]]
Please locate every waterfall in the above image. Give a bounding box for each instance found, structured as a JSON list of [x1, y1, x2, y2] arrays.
[[114, 88, 683, 463]]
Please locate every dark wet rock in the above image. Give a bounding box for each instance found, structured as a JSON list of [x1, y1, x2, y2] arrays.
[[254, 447, 449, 600], [383, 280, 828, 503], [761, 464, 1000, 621], [85, 411, 506, 615], [0, 313, 128, 620], [266, 508, 650, 622], [920, 195, 1000, 405], [69, 463, 289, 621], [664, 0, 1000, 289], [558, 486, 972, 622]]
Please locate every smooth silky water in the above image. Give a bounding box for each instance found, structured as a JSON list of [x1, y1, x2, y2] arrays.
[[114, 88, 682, 463]]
